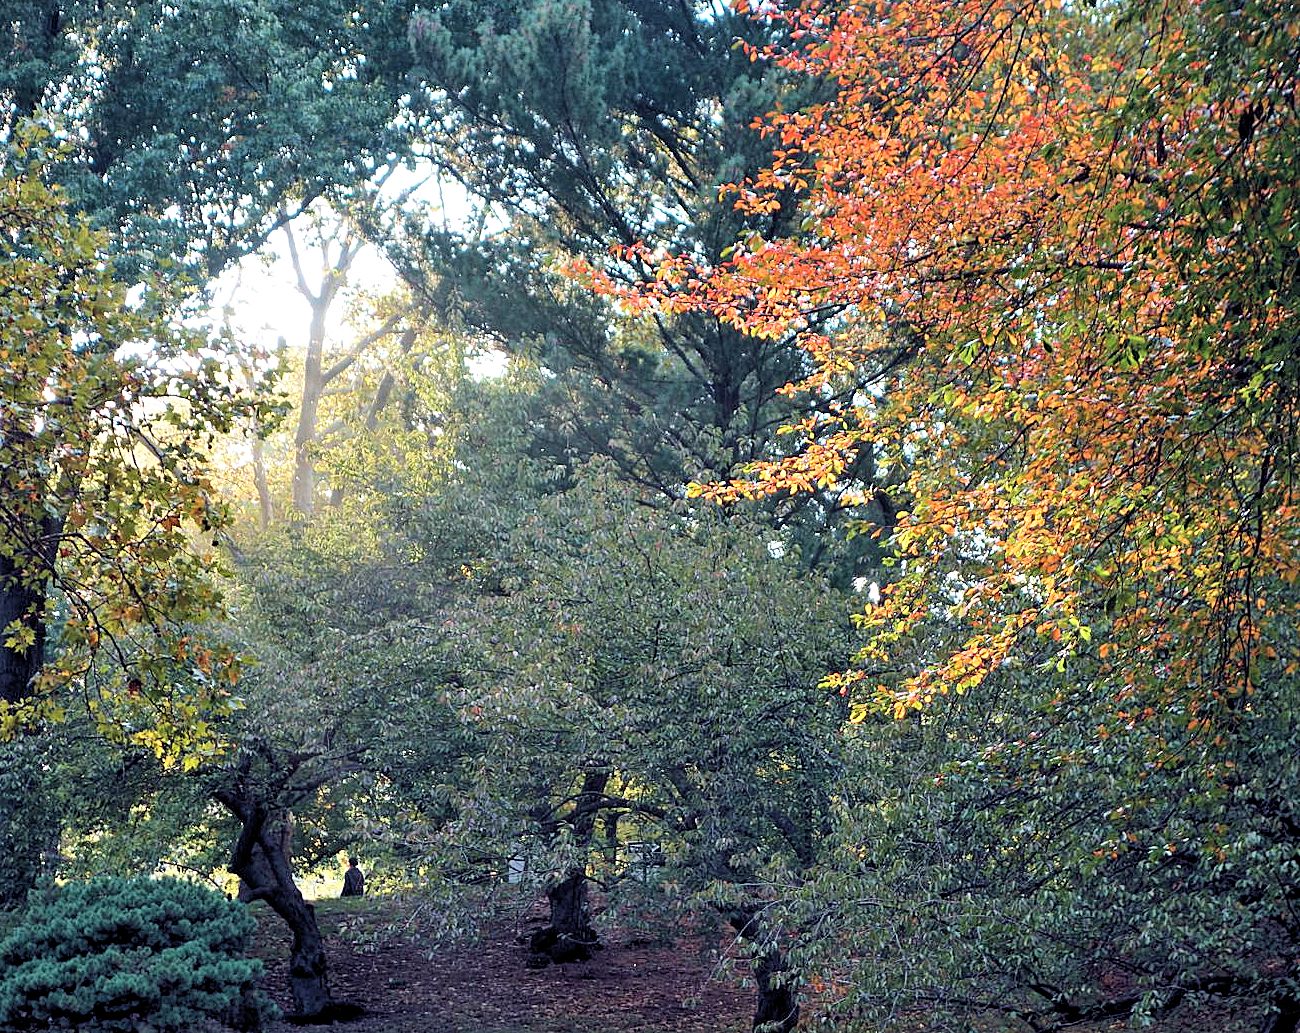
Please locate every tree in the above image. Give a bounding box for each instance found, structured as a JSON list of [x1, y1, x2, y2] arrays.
[[611, 0, 1300, 1026], [389, 0, 888, 583], [193, 329, 477, 1015], [209, 521, 469, 1019], [277, 206, 409, 519], [772, 626, 1300, 1031], [210, 200, 471, 527], [634, 0, 1299, 716], [182, 237, 481, 1018], [1, 0, 419, 277], [0, 129, 270, 902], [0, 130, 266, 744], [23, 419, 476, 1015], [277, 222, 473, 520], [437, 462, 852, 1030]]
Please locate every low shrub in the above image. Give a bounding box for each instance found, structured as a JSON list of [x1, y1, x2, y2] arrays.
[[0, 876, 274, 1032]]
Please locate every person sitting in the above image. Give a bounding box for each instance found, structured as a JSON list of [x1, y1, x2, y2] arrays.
[[341, 857, 365, 897]]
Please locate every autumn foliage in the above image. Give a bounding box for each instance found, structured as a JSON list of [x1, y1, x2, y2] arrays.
[[594, 0, 1300, 724], [0, 131, 259, 760]]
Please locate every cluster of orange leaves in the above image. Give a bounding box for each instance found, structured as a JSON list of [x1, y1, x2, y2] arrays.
[[591, 0, 1299, 721]]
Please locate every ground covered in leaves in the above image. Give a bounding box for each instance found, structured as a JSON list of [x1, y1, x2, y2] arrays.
[[251, 896, 751, 1033], [250, 897, 1259, 1033]]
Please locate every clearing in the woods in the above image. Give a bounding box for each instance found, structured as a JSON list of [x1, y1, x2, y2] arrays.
[[253, 897, 751, 1033]]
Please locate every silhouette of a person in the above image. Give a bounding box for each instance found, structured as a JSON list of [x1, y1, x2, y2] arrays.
[[341, 857, 365, 897]]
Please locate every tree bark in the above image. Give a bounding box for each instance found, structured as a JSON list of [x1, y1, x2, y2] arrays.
[[291, 292, 330, 518], [529, 768, 609, 965], [729, 909, 800, 1033], [0, 551, 50, 706], [236, 811, 293, 903], [251, 431, 274, 530], [216, 791, 334, 1019], [1260, 994, 1300, 1033], [529, 870, 599, 964]]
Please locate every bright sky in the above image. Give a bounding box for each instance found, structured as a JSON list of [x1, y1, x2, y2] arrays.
[[208, 219, 396, 352], [208, 177, 506, 378]]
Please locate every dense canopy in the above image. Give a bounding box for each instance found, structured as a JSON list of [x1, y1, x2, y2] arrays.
[[1, 1, 1297, 1031]]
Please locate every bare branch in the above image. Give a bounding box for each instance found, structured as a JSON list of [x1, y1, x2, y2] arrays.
[[281, 217, 316, 303], [320, 312, 404, 385]]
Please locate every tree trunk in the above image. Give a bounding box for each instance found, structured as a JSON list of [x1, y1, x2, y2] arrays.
[[0, 531, 58, 908], [217, 793, 335, 1019], [291, 293, 329, 519], [1261, 994, 1300, 1033], [236, 811, 293, 903], [529, 768, 608, 965], [282, 218, 368, 520], [729, 910, 800, 1033], [251, 433, 274, 530], [529, 869, 599, 964], [0, 468, 69, 907], [0, 557, 48, 706], [751, 945, 799, 1033]]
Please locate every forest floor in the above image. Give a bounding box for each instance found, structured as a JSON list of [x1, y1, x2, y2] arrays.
[[251, 895, 752, 1033], [250, 897, 1259, 1033]]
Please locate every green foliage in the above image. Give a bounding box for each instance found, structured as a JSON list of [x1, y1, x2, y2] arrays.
[[395, 0, 879, 583], [0, 739, 60, 910], [193, 503, 475, 885], [0, 877, 273, 1032], [1, 0, 418, 276], [56, 734, 227, 888], [778, 639, 1300, 1030], [438, 461, 853, 919], [0, 128, 272, 759]]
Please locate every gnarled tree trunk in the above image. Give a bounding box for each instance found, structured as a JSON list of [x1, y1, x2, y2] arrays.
[[1260, 994, 1300, 1033], [529, 768, 609, 965], [216, 790, 334, 1019], [729, 909, 800, 1033]]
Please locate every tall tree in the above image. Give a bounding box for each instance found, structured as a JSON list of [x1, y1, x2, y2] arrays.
[[645, 0, 1299, 714], [209, 200, 470, 526], [1, 0, 418, 277], [0, 131, 267, 903], [621, 0, 1300, 1026], [191, 310, 477, 1014], [388, 0, 885, 580], [277, 207, 407, 519], [776, 622, 1300, 1030], [0, 131, 260, 736]]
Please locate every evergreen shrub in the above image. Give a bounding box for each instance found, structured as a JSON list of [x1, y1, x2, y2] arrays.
[[0, 876, 273, 1032]]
